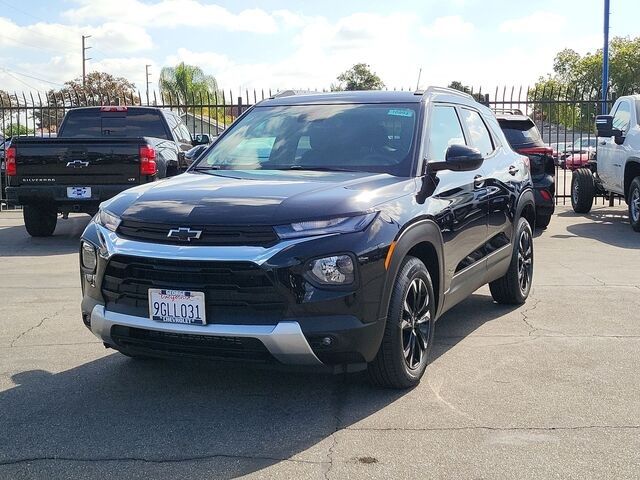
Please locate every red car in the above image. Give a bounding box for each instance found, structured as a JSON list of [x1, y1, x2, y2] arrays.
[[565, 151, 594, 170]]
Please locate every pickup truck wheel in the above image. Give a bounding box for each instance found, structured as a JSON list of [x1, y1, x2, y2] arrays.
[[367, 256, 435, 389], [489, 217, 533, 305], [629, 177, 640, 232], [23, 205, 57, 237], [571, 168, 595, 214]]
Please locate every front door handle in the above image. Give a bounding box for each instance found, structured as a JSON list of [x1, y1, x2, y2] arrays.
[[508, 165, 519, 176], [599, 141, 607, 146]]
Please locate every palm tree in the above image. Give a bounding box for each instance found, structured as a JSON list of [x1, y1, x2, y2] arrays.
[[158, 62, 218, 109]]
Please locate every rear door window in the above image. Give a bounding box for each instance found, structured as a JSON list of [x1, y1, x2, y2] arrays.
[[61, 109, 169, 139], [460, 109, 494, 157]]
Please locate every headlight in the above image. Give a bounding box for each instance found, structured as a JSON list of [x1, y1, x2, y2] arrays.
[[308, 255, 355, 285], [81, 241, 97, 272], [274, 213, 377, 239], [95, 208, 121, 232]]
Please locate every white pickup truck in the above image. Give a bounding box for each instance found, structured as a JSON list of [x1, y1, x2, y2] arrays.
[[571, 95, 640, 231]]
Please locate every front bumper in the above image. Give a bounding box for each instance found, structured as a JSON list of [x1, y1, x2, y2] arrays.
[[89, 304, 323, 365]]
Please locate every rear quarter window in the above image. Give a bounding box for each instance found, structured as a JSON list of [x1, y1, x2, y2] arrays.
[[61, 109, 169, 139]]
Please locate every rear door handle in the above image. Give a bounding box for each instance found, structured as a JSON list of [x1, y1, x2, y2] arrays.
[[508, 165, 519, 176]]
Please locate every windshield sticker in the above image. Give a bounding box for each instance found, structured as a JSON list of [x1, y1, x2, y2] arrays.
[[387, 109, 414, 117]]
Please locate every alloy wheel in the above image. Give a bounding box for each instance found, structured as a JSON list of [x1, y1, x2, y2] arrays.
[[517, 228, 533, 294], [631, 187, 640, 223], [401, 277, 431, 370]]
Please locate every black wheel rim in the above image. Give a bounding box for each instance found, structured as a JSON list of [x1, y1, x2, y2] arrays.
[[517, 227, 533, 294], [631, 187, 640, 223], [401, 277, 431, 370]]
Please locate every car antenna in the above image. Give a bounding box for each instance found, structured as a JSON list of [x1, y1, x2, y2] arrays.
[[415, 67, 422, 91]]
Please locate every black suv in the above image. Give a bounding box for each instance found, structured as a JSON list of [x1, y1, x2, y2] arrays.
[[496, 113, 555, 228], [80, 88, 535, 388]]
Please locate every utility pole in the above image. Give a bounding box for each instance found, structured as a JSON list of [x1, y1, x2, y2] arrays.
[[82, 35, 92, 87], [145, 64, 152, 105], [601, 0, 610, 114]]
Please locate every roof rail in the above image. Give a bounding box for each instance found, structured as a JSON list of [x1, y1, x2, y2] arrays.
[[492, 108, 524, 115], [417, 86, 475, 100], [270, 89, 298, 99]]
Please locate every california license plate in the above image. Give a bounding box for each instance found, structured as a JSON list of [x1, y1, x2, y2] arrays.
[[148, 289, 206, 325], [67, 186, 92, 199]]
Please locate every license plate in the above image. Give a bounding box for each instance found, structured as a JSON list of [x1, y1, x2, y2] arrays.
[[149, 289, 206, 325], [67, 186, 92, 199]]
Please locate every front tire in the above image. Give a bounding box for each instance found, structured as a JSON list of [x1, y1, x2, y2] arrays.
[[571, 168, 595, 214], [23, 204, 57, 237], [489, 217, 533, 305], [367, 257, 435, 389], [628, 177, 640, 232]]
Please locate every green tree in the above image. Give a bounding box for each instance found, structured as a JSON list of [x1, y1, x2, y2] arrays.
[[4, 124, 34, 136], [333, 63, 385, 91], [447, 81, 486, 102], [159, 62, 218, 106]]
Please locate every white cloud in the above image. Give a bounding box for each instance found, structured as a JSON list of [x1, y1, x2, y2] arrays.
[[500, 11, 566, 34], [0, 16, 151, 55], [63, 0, 281, 33], [421, 16, 475, 38]]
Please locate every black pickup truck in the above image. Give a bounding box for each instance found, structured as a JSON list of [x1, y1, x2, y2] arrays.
[[5, 106, 211, 237]]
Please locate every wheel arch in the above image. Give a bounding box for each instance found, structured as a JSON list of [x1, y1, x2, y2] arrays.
[[516, 188, 536, 230], [623, 158, 640, 199], [378, 219, 445, 323]]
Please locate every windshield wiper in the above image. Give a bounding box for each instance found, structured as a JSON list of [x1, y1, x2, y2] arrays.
[[191, 165, 222, 171]]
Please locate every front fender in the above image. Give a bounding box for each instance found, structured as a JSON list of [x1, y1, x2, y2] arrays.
[[377, 219, 445, 322]]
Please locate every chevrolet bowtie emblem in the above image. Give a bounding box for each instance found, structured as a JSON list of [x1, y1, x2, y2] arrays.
[[167, 227, 203, 242], [66, 160, 89, 168]]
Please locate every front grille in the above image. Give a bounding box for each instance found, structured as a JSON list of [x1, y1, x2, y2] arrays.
[[102, 255, 286, 323], [111, 326, 275, 362], [117, 219, 278, 246]]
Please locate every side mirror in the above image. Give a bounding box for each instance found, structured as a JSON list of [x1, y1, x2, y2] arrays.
[[428, 144, 484, 173], [596, 115, 623, 139], [192, 133, 211, 146]]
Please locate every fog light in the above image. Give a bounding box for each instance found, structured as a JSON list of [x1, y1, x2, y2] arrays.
[[81, 241, 97, 272], [309, 255, 354, 285], [321, 337, 333, 346]]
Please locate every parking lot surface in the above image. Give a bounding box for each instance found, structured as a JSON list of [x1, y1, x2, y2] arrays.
[[1, 206, 639, 479]]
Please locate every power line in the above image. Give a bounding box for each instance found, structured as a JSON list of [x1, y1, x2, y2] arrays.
[[1, 67, 64, 87]]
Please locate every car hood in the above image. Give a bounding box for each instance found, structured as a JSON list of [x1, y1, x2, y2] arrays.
[[103, 170, 416, 225]]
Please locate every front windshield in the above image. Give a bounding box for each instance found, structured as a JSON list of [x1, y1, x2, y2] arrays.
[[194, 103, 419, 176]]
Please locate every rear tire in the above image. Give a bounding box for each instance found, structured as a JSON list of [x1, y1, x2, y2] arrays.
[[489, 217, 533, 305], [23, 205, 57, 237], [628, 177, 640, 232], [367, 257, 436, 389], [571, 168, 595, 214], [535, 214, 552, 229]]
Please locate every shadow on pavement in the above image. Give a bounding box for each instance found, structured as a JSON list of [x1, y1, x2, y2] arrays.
[[0, 291, 514, 478], [0, 215, 90, 257], [556, 209, 639, 250]]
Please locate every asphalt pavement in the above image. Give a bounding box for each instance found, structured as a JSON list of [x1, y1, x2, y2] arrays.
[[0, 205, 639, 479]]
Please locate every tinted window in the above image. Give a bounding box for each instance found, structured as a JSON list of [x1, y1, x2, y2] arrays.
[[461, 109, 494, 157], [498, 119, 543, 148], [61, 109, 169, 139], [612, 102, 631, 131], [177, 122, 192, 143], [427, 105, 466, 161], [197, 103, 419, 176]]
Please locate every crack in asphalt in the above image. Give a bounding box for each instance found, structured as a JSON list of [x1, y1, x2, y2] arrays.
[[0, 454, 326, 467], [520, 297, 541, 336], [558, 261, 607, 286], [324, 377, 347, 480], [9, 313, 57, 348]]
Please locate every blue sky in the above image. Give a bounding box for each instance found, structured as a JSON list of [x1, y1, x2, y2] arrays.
[[0, 0, 636, 95]]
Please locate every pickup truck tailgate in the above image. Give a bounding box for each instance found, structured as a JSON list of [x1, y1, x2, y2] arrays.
[[12, 137, 142, 185]]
